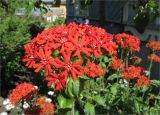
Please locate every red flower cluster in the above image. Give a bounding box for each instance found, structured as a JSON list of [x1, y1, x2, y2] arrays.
[[110, 57, 124, 70], [8, 83, 38, 105], [136, 75, 150, 87], [130, 56, 142, 65], [146, 41, 160, 51], [25, 97, 54, 115], [84, 61, 106, 78], [147, 54, 160, 63], [115, 33, 141, 51], [122, 66, 150, 87], [45, 71, 67, 91], [23, 23, 117, 91], [122, 65, 143, 80]]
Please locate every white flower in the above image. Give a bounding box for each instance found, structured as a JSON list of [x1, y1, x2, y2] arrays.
[[144, 70, 150, 76], [46, 98, 52, 103], [119, 79, 128, 87], [34, 86, 38, 89], [5, 104, 15, 111], [3, 99, 10, 105], [23, 102, 30, 109], [0, 112, 8, 115], [48, 91, 54, 96]]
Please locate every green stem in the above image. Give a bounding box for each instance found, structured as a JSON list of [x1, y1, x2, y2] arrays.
[[72, 100, 75, 115], [126, 56, 129, 68], [148, 52, 155, 79], [121, 49, 124, 60], [148, 60, 153, 79]]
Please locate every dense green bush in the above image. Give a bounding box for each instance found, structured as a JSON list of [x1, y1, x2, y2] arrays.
[[0, 0, 65, 96], [0, 16, 44, 78]]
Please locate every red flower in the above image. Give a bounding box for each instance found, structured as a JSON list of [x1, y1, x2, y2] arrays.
[[71, 34, 92, 58], [122, 65, 143, 80], [90, 39, 102, 58], [23, 23, 118, 92], [100, 33, 118, 55], [146, 41, 160, 51], [50, 31, 74, 52], [110, 57, 124, 70], [147, 54, 160, 63], [115, 33, 140, 52], [8, 83, 38, 105], [41, 103, 54, 115], [136, 75, 150, 87], [46, 71, 67, 91], [52, 51, 84, 80], [89, 28, 117, 58], [34, 46, 55, 75], [25, 97, 55, 115], [84, 61, 106, 78], [22, 44, 37, 68], [35, 97, 46, 106]]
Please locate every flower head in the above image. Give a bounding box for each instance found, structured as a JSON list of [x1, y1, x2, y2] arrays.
[[8, 83, 38, 105], [136, 75, 150, 87], [146, 41, 160, 51], [23, 23, 117, 91], [147, 54, 160, 63], [110, 57, 124, 70], [115, 33, 141, 52], [122, 65, 143, 80], [84, 61, 106, 78], [25, 97, 55, 115]]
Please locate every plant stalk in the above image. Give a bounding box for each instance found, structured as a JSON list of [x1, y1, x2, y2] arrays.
[[148, 52, 155, 79], [72, 100, 75, 115]]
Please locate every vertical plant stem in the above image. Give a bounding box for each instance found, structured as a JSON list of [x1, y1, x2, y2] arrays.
[[121, 49, 124, 60], [72, 100, 75, 115], [125, 48, 129, 68], [148, 59, 153, 79], [148, 52, 155, 79], [126, 56, 128, 68]]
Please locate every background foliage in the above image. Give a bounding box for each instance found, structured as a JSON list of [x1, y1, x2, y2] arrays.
[[0, 0, 65, 97]]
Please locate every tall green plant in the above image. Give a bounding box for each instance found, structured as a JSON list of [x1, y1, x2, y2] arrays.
[[0, 0, 46, 96]]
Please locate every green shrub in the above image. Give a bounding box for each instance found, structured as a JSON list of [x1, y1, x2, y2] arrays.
[[0, 0, 66, 97]]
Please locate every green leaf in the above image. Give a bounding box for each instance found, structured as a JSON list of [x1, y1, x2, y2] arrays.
[[150, 80, 160, 87], [107, 74, 121, 81], [57, 94, 74, 109], [50, 83, 55, 89], [84, 103, 95, 115], [155, 96, 160, 100], [110, 83, 118, 95], [141, 86, 149, 92], [66, 111, 72, 115], [134, 100, 140, 114], [103, 56, 110, 62], [40, 6, 48, 14], [92, 95, 105, 106], [65, 77, 74, 98], [66, 110, 79, 115], [100, 62, 106, 68], [73, 79, 80, 97], [149, 107, 159, 115], [53, 49, 60, 56]]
